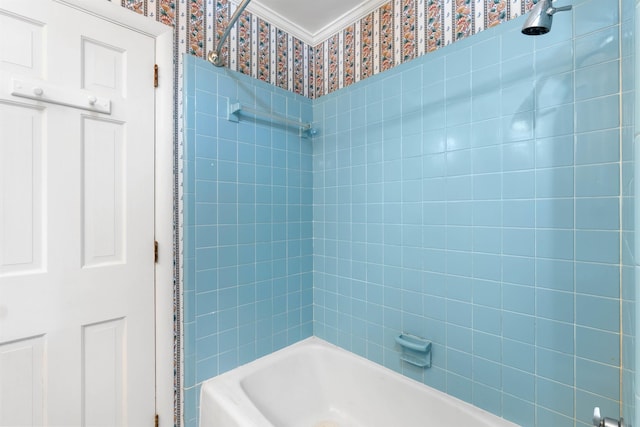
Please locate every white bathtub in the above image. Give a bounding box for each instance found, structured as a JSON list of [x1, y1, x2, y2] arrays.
[[199, 337, 518, 427]]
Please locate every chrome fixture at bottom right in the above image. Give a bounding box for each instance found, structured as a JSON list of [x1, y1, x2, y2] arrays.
[[593, 407, 625, 427]]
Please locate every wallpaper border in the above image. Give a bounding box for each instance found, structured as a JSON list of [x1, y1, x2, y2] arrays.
[[122, 0, 535, 99]]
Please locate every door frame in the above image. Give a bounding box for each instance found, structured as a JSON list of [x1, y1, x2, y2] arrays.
[[54, 0, 175, 424]]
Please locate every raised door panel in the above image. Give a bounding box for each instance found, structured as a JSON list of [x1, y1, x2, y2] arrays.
[[0, 102, 44, 276], [0, 10, 44, 78], [82, 318, 125, 427], [81, 117, 125, 268], [0, 336, 45, 426], [81, 38, 125, 97]]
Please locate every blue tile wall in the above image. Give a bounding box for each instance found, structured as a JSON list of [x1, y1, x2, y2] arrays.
[[622, 0, 636, 424], [183, 55, 313, 427], [182, 1, 636, 426], [313, 0, 634, 425]]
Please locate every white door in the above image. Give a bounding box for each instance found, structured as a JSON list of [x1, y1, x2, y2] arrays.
[[0, 1, 157, 425]]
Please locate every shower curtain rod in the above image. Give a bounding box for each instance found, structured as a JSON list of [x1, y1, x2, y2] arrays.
[[207, 0, 252, 67], [228, 101, 316, 136]]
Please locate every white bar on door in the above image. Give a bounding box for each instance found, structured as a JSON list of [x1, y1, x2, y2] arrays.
[[11, 78, 111, 114]]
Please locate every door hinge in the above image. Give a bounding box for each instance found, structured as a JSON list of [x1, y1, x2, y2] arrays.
[[154, 414, 159, 427], [154, 241, 159, 263], [154, 64, 159, 88]]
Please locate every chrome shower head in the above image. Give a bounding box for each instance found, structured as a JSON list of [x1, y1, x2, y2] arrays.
[[521, 0, 572, 36]]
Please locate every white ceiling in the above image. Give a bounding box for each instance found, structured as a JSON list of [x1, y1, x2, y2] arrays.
[[240, 0, 388, 46]]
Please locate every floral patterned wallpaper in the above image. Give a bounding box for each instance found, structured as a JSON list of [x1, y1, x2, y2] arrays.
[[309, 0, 538, 98], [121, 0, 536, 98]]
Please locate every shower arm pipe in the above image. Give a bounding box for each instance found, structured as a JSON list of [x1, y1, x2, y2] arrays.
[[546, 4, 572, 14], [207, 0, 252, 67]]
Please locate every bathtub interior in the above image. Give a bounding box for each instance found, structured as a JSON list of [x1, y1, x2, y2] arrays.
[[202, 337, 517, 427]]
